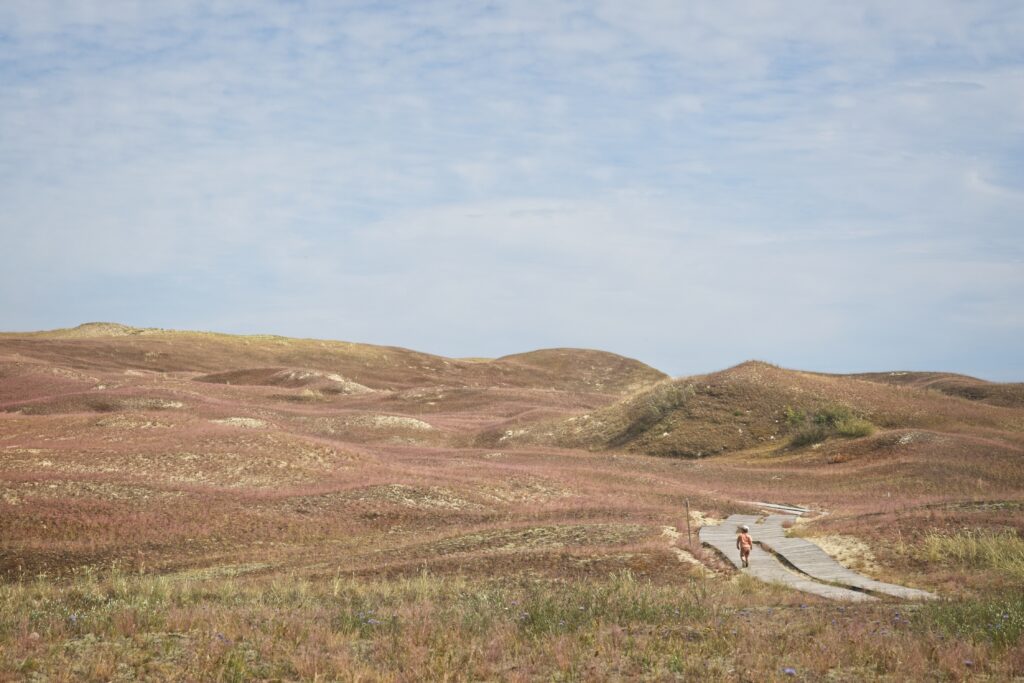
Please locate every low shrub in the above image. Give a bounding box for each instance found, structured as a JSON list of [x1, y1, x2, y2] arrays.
[[813, 404, 853, 428], [783, 405, 806, 427], [835, 418, 875, 438], [787, 404, 875, 447], [3, 566, 1023, 679], [790, 425, 830, 447]]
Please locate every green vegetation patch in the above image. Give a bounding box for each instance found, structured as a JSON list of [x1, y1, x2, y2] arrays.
[[913, 592, 1024, 648], [786, 404, 876, 447]]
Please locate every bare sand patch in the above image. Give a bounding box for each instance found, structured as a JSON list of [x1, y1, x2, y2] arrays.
[[809, 533, 882, 575], [357, 415, 434, 431], [95, 415, 172, 429], [662, 525, 716, 576], [285, 369, 375, 394], [212, 417, 267, 429], [689, 510, 723, 528], [122, 398, 184, 410]]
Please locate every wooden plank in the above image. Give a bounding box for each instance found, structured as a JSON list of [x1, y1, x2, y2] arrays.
[[701, 513, 936, 601], [755, 515, 936, 601], [699, 515, 876, 602], [742, 501, 811, 515]]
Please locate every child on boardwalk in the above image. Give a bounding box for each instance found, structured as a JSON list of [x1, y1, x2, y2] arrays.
[[736, 525, 753, 568]]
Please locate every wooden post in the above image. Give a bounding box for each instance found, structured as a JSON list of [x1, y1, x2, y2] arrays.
[[685, 498, 692, 548]]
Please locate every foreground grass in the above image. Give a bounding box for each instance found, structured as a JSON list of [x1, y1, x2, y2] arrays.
[[2, 569, 1023, 681]]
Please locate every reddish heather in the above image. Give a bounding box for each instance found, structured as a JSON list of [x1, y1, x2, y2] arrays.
[[1, 325, 1022, 592]]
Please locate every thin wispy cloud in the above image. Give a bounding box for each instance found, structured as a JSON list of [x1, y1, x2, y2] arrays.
[[2, 1, 1022, 378]]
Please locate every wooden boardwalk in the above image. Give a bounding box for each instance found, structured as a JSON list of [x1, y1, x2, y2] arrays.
[[700, 515, 875, 602], [700, 514, 936, 602], [755, 514, 936, 600]]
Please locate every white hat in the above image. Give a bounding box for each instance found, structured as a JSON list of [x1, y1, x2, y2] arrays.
[[741, 525, 750, 531]]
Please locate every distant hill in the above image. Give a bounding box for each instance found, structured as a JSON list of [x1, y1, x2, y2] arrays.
[[850, 371, 1024, 408], [0, 323, 666, 395], [485, 361, 1022, 457], [5, 325, 1020, 461], [494, 348, 666, 395]]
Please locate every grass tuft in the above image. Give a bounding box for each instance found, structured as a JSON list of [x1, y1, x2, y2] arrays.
[[788, 405, 875, 447], [790, 425, 830, 447], [835, 418, 875, 438], [920, 530, 1024, 579]]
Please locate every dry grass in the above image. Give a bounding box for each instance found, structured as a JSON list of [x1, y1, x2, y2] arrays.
[[493, 360, 1021, 458], [2, 569, 1023, 681], [853, 370, 1024, 408], [2, 327, 1024, 678], [921, 530, 1024, 579]]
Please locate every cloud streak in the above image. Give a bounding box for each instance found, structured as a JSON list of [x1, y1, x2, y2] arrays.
[[2, 1, 1022, 378]]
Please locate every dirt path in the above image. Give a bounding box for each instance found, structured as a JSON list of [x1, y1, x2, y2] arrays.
[[700, 514, 935, 602]]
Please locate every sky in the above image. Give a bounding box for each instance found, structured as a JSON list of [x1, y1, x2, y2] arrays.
[[2, 1, 1023, 379]]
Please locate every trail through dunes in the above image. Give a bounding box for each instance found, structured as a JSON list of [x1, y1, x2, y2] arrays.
[[3, 324, 1024, 680], [701, 514, 935, 601], [1, 325, 1022, 597]]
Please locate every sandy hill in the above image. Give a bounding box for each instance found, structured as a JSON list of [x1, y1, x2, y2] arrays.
[[0, 323, 666, 395], [488, 361, 1024, 457], [850, 370, 1024, 408]]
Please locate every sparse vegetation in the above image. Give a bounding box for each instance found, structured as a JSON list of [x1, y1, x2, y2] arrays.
[[2, 569, 1023, 680], [854, 371, 1024, 408], [2, 327, 1024, 679]]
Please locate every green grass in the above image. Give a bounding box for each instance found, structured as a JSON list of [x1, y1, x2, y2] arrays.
[[788, 404, 875, 446], [835, 417, 875, 438], [813, 404, 855, 428], [914, 592, 1024, 649]]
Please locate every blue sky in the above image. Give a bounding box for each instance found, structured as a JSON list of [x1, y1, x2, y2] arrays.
[[2, 1, 1023, 379]]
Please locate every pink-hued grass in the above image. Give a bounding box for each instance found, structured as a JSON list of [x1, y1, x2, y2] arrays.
[[2, 327, 1023, 679]]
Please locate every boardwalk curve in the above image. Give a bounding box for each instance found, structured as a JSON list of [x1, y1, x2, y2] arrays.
[[755, 514, 936, 600], [699, 515, 875, 602], [700, 514, 936, 602]]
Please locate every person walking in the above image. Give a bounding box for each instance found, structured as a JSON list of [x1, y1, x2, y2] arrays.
[[736, 525, 753, 568]]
